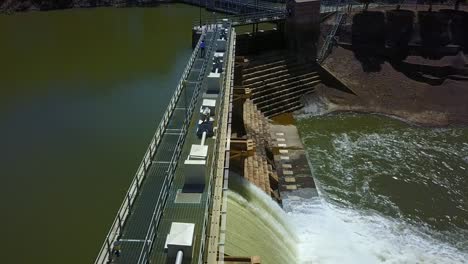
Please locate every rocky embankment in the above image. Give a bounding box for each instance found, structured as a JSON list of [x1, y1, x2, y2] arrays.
[[0, 0, 169, 13], [309, 6, 468, 126], [313, 48, 468, 126]]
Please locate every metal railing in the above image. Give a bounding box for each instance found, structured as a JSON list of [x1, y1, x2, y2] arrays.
[[216, 29, 235, 264], [180, 0, 285, 14], [197, 25, 232, 264], [317, 11, 347, 63], [213, 0, 286, 13], [198, 25, 236, 264], [193, 10, 286, 27], [95, 24, 214, 264], [135, 25, 219, 264]]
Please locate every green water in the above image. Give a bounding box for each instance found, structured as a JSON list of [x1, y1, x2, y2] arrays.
[[297, 114, 468, 252], [0, 5, 212, 263]]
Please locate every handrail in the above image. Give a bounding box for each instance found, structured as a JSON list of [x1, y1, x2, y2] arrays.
[[180, 0, 285, 14], [135, 25, 219, 264], [192, 10, 286, 28], [198, 24, 236, 264], [317, 11, 346, 63], [94, 22, 210, 264], [214, 0, 286, 12], [197, 29, 230, 264]]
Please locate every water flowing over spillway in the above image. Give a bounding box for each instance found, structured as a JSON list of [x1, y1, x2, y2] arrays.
[[227, 113, 468, 263], [225, 176, 298, 264]]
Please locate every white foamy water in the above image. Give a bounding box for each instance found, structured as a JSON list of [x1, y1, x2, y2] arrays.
[[225, 176, 298, 264], [284, 196, 468, 264], [227, 176, 468, 263]]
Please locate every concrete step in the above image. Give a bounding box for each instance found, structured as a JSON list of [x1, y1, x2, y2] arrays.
[[244, 63, 290, 79], [251, 76, 320, 99], [243, 63, 315, 86], [255, 82, 319, 108], [243, 56, 298, 72], [263, 101, 304, 117], [250, 72, 319, 92], [245, 53, 291, 67], [268, 104, 304, 117], [246, 71, 313, 89], [243, 59, 290, 75], [257, 87, 315, 110]]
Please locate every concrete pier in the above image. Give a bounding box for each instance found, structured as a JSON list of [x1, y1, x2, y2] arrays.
[[269, 124, 317, 196]]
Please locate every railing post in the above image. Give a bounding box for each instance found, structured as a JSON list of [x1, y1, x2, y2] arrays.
[[143, 158, 148, 172], [106, 237, 112, 262], [117, 214, 123, 231], [136, 173, 141, 190], [144, 242, 150, 263], [127, 192, 132, 210]]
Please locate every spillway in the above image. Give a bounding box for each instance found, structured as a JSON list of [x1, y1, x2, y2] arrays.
[[226, 181, 467, 264], [225, 176, 298, 264]]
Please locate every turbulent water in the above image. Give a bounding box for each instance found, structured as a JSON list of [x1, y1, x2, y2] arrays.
[[227, 113, 468, 263], [293, 113, 468, 263], [285, 196, 468, 264]]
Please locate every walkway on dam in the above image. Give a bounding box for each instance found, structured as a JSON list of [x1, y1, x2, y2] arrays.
[[181, 0, 285, 15], [147, 26, 234, 264], [114, 29, 217, 263], [189, 0, 365, 28], [195, 10, 286, 27], [95, 24, 222, 264]]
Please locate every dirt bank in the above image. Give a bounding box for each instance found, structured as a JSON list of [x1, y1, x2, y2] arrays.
[[313, 5, 468, 127], [317, 46, 468, 126]]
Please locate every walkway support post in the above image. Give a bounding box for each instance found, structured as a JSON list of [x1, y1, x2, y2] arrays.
[[175, 250, 184, 264]]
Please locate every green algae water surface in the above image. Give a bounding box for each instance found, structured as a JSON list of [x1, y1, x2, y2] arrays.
[[0, 5, 212, 263], [293, 114, 468, 263]]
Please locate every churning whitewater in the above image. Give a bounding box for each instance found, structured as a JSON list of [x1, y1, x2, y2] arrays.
[[226, 113, 468, 263], [229, 177, 468, 264], [293, 113, 468, 264], [284, 196, 468, 264]]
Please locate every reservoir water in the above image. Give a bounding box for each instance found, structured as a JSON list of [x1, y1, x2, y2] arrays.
[[0, 5, 211, 263]]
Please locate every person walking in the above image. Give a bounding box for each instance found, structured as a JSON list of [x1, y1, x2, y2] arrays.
[[200, 40, 206, 58], [112, 240, 121, 258]]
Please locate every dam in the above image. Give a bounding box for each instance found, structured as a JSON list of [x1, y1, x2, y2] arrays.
[[93, 1, 328, 263], [1, 0, 467, 263], [0, 0, 468, 264], [91, 0, 468, 263]]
